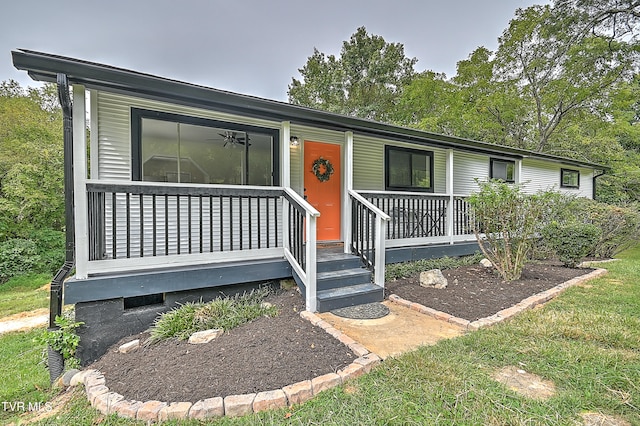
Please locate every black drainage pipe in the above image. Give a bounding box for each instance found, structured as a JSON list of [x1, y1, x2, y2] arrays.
[[47, 73, 75, 383]]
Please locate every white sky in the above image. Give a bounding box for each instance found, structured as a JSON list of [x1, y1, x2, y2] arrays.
[[2, 0, 546, 101]]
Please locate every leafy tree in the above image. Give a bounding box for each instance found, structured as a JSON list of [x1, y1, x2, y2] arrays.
[[288, 26, 418, 121], [495, 4, 639, 152], [0, 80, 63, 239]]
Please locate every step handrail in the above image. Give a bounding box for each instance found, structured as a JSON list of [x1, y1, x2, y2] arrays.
[[349, 190, 390, 287], [283, 187, 320, 312]]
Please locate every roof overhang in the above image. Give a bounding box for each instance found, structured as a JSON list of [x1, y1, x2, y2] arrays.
[[12, 48, 607, 171]]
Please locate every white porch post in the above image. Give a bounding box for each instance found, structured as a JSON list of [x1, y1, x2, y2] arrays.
[[343, 131, 354, 254], [73, 85, 89, 279], [516, 159, 523, 184], [305, 212, 318, 312], [446, 149, 455, 245], [89, 90, 99, 180], [280, 121, 291, 188]]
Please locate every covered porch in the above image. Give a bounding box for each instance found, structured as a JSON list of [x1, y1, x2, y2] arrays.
[[67, 178, 477, 312]]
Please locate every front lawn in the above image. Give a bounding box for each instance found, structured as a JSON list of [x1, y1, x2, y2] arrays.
[[3, 246, 639, 425]]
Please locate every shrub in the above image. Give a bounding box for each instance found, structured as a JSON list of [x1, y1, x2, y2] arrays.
[[26, 228, 65, 274], [541, 221, 602, 267], [468, 180, 552, 281], [34, 312, 83, 369], [150, 287, 278, 343], [580, 201, 640, 258], [0, 238, 40, 284]]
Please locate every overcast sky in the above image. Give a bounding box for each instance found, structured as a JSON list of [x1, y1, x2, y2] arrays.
[[3, 0, 545, 101]]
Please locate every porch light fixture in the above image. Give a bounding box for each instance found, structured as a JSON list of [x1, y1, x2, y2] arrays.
[[289, 136, 299, 147]]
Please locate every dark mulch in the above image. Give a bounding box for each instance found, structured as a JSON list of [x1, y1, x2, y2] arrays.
[[385, 261, 591, 321], [90, 261, 593, 403], [90, 289, 355, 403]]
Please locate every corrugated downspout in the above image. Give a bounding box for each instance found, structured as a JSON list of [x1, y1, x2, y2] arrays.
[[48, 73, 75, 382]]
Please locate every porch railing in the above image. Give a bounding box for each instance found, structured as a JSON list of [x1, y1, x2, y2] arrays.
[[349, 190, 390, 286], [282, 188, 320, 312], [87, 181, 283, 261], [359, 191, 475, 242]]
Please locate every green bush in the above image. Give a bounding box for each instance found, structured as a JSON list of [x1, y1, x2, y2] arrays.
[[541, 221, 602, 267], [0, 238, 40, 284], [581, 201, 640, 258], [468, 180, 552, 281], [26, 228, 65, 274]]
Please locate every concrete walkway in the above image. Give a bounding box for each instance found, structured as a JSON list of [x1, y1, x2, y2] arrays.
[[318, 300, 464, 359]]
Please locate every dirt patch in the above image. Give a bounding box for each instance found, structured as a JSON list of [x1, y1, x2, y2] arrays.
[[581, 412, 631, 426], [385, 262, 590, 321], [0, 308, 48, 323], [90, 290, 355, 402], [492, 365, 556, 400]]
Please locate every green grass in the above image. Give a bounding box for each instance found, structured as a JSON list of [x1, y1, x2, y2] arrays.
[[4, 247, 640, 425], [0, 273, 50, 317], [0, 328, 54, 424]]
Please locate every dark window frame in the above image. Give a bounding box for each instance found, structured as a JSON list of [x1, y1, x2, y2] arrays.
[[490, 158, 516, 183], [384, 145, 435, 192], [561, 168, 580, 189], [130, 108, 280, 185]]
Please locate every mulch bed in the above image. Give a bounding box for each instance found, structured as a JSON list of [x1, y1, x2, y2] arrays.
[[385, 261, 590, 321], [90, 261, 593, 403]]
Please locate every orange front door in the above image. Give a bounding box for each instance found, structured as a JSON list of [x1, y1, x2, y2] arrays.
[[304, 141, 341, 241]]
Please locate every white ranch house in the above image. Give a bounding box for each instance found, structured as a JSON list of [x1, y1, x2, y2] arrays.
[[12, 49, 604, 362]]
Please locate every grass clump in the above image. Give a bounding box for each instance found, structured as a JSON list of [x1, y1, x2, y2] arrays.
[[149, 286, 277, 343], [385, 252, 483, 281], [0, 273, 50, 317]]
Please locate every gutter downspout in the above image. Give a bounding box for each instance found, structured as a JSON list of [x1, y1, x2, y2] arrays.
[[48, 73, 75, 383], [592, 169, 606, 200]]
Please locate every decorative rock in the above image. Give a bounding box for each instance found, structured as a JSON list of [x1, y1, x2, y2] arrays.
[[338, 363, 365, 382], [118, 339, 140, 353], [159, 401, 193, 421], [86, 385, 109, 405], [189, 397, 224, 419], [188, 328, 224, 344], [223, 393, 256, 417], [253, 389, 288, 413], [282, 380, 313, 406], [260, 302, 273, 309], [112, 400, 143, 418], [353, 353, 382, 373], [480, 258, 493, 268], [419, 269, 448, 289], [69, 370, 89, 387], [136, 400, 167, 422], [61, 368, 80, 386], [93, 391, 125, 415], [311, 373, 341, 395]]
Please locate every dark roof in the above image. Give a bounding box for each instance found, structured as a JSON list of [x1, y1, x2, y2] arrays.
[[12, 48, 605, 170]]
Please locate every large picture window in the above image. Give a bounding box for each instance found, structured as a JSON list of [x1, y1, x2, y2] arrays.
[[385, 146, 434, 192], [490, 158, 516, 183], [131, 109, 279, 186], [561, 168, 580, 188]]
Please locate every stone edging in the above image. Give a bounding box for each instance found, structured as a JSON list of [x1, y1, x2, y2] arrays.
[[67, 311, 382, 422], [389, 268, 608, 330]]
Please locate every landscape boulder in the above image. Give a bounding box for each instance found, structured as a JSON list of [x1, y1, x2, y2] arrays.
[[419, 269, 448, 289], [188, 328, 224, 344], [480, 258, 494, 268]]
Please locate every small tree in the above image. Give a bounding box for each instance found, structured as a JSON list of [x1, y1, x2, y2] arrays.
[[468, 180, 550, 281]]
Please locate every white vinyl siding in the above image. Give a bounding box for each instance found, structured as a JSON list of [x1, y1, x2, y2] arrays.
[[521, 159, 593, 198], [94, 91, 280, 181], [352, 135, 447, 193], [452, 151, 490, 195]]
